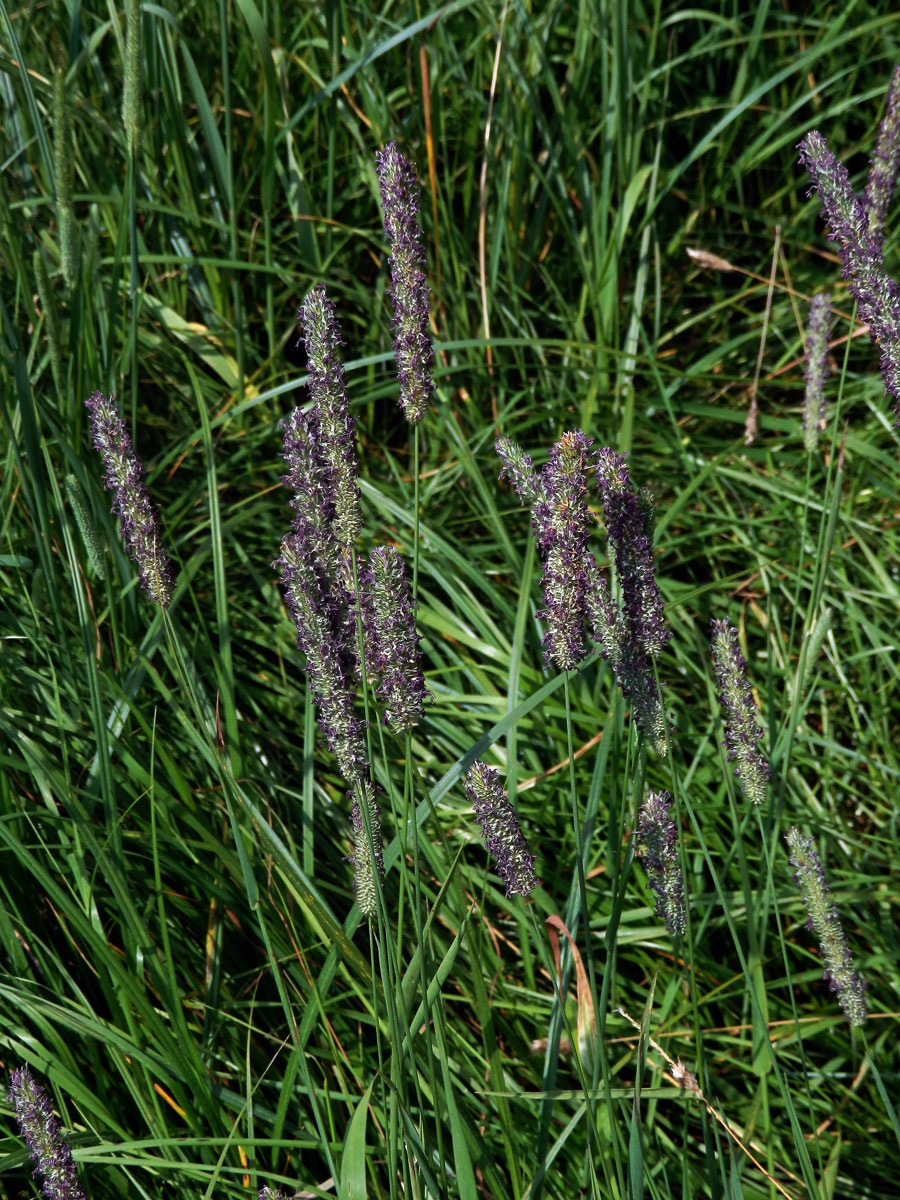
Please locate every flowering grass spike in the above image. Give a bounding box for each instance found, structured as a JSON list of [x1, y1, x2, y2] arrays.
[[350, 777, 385, 919], [595, 448, 669, 657], [584, 558, 667, 756], [799, 129, 900, 419], [863, 64, 900, 250], [465, 762, 538, 898], [496, 436, 542, 505], [375, 142, 434, 422], [710, 619, 770, 805], [786, 827, 866, 1026], [298, 284, 362, 547], [636, 791, 686, 937], [84, 391, 174, 607], [363, 545, 426, 733], [277, 529, 364, 783], [8, 1066, 86, 1200], [531, 431, 595, 670], [802, 292, 833, 452]]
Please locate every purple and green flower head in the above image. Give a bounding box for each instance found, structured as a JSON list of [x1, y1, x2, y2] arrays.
[[636, 791, 686, 937], [465, 762, 539, 898], [84, 391, 174, 607], [710, 618, 770, 805], [362, 545, 427, 734], [297, 284, 362, 547], [375, 142, 434, 423], [8, 1066, 85, 1200]]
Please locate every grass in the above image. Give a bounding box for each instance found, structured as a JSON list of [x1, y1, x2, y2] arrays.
[[1, 0, 900, 1197]]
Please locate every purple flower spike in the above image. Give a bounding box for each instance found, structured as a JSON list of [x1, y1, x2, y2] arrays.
[[8, 1067, 86, 1200], [786, 827, 866, 1027], [636, 791, 686, 937], [584, 557, 667, 756], [363, 545, 427, 733], [710, 619, 770, 805], [531, 431, 595, 670], [864, 65, 900, 252], [277, 529, 365, 782], [595, 448, 669, 658], [799, 130, 900, 419], [84, 391, 174, 607], [375, 142, 434, 423], [298, 285, 362, 547], [802, 292, 833, 452], [350, 777, 384, 919], [465, 762, 539, 898]]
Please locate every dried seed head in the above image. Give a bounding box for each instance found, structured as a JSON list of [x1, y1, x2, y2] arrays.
[[8, 1067, 86, 1200], [84, 391, 174, 607], [375, 142, 433, 423], [464, 762, 539, 898], [786, 827, 866, 1027], [710, 619, 769, 805]]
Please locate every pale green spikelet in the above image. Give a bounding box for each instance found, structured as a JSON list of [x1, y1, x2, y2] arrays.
[[122, 0, 142, 154], [350, 777, 384, 919], [33, 250, 63, 393], [796, 606, 834, 698], [65, 475, 106, 579], [52, 70, 77, 287], [786, 827, 867, 1026]]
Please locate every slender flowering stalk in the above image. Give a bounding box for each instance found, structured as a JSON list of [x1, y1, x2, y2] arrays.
[[350, 777, 384, 919], [277, 529, 365, 782], [636, 791, 686, 937], [496, 436, 542, 505], [84, 391, 174, 607], [802, 292, 833, 452], [362, 545, 426, 733], [786, 827, 867, 1026], [799, 129, 900, 419], [863, 65, 900, 252], [464, 762, 539, 898], [595, 448, 669, 657], [53, 70, 77, 288], [531, 431, 595, 670], [710, 619, 769, 805], [8, 1067, 86, 1200], [298, 285, 362, 546], [375, 142, 434, 423]]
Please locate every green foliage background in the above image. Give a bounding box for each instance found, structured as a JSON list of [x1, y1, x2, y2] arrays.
[[1, 1, 899, 1197]]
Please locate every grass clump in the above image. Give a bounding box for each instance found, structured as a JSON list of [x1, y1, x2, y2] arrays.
[[2, 5, 899, 1199]]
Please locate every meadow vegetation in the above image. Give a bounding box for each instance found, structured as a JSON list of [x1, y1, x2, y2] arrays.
[[1, 1, 899, 1197]]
